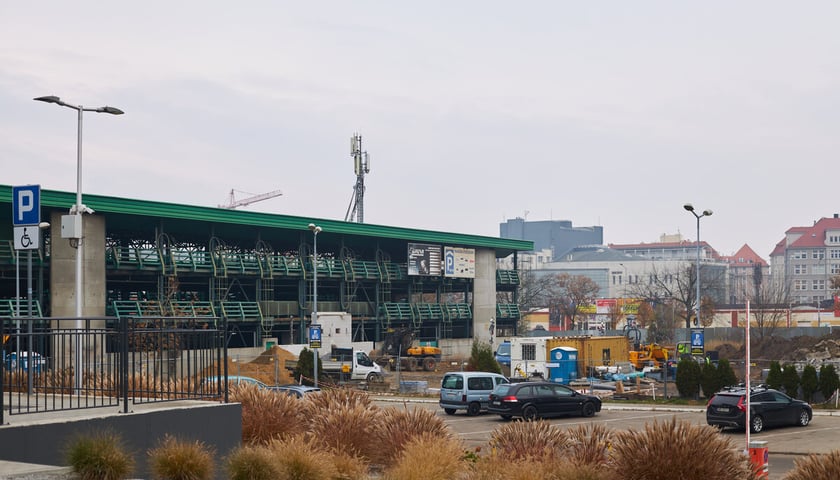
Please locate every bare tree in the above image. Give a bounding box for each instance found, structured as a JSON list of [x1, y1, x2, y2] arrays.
[[636, 301, 655, 328], [626, 261, 725, 329], [496, 269, 561, 314], [749, 268, 791, 339], [607, 302, 624, 330], [553, 273, 600, 329]]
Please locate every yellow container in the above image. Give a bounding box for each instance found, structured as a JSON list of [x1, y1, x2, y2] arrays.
[[545, 336, 631, 378]]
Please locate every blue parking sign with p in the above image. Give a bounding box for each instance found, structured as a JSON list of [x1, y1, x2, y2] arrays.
[[12, 185, 40, 226]]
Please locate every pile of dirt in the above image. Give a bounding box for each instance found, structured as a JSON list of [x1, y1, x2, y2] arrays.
[[714, 330, 840, 365], [226, 346, 297, 385]]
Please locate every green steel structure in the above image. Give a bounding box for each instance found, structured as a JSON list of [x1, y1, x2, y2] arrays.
[[0, 185, 531, 347]]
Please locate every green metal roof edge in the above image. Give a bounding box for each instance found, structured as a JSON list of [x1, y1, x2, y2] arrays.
[[1, 185, 533, 254]]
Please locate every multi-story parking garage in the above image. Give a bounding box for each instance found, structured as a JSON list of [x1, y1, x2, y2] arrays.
[[1, 185, 531, 348]]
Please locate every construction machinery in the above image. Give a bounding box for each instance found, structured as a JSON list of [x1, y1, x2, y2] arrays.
[[219, 189, 283, 209], [373, 327, 441, 372], [629, 343, 671, 370]]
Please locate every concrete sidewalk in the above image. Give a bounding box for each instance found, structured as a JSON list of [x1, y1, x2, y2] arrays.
[[0, 461, 72, 480]]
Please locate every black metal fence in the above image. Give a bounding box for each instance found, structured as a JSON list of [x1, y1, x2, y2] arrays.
[[0, 316, 227, 423]]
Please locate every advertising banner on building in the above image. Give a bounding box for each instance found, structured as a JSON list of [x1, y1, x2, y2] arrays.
[[407, 243, 441, 276], [835, 295, 840, 318], [443, 246, 475, 278], [596, 299, 617, 314]]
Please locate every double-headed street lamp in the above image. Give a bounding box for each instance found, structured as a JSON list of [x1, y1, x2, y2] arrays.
[[34, 95, 123, 389], [308, 223, 322, 388], [683, 203, 713, 328]]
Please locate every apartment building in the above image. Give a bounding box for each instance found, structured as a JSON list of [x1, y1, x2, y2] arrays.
[[770, 214, 840, 307]]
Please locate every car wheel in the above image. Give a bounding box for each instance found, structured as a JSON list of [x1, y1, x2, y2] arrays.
[[522, 405, 539, 421], [500, 414, 512, 421], [797, 410, 811, 427], [444, 408, 456, 416], [467, 402, 481, 416], [750, 415, 764, 434], [581, 402, 597, 418], [367, 372, 383, 384]]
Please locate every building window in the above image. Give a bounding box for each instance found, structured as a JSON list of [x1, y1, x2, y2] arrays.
[[831, 263, 840, 275], [794, 280, 808, 291], [814, 264, 827, 275], [794, 264, 808, 275], [829, 234, 840, 244], [813, 251, 825, 260], [831, 249, 840, 260], [792, 251, 808, 260], [813, 280, 826, 291], [521, 343, 536, 361]]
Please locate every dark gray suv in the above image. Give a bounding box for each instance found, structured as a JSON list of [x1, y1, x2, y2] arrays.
[[706, 386, 812, 433]]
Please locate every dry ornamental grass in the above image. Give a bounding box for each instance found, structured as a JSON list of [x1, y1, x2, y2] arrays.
[[609, 417, 759, 480], [372, 405, 453, 466], [782, 449, 840, 480], [231, 383, 308, 444], [488, 420, 569, 461]]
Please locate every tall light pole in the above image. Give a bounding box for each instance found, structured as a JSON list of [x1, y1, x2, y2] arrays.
[[34, 95, 124, 389], [308, 223, 322, 388], [684, 204, 712, 328]]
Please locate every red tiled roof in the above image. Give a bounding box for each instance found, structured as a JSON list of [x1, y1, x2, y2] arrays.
[[720, 244, 768, 267], [770, 238, 786, 257], [788, 217, 840, 249]]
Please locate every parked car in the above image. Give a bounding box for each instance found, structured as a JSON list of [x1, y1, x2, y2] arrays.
[[199, 375, 268, 394], [706, 386, 812, 433], [439, 371, 510, 416], [494, 341, 511, 367], [487, 381, 601, 421], [270, 384, 322, 398]]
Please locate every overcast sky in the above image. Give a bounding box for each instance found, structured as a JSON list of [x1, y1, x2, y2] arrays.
[[2, 2, 838, 258]]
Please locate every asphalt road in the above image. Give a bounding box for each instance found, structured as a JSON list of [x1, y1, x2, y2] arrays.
[[374, 397, 840, 480]]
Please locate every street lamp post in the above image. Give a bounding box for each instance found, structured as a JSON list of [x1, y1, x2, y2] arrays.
[[684, 204, 713, 328], [308, 223, 322, 388], [34, 95, 123, 389]]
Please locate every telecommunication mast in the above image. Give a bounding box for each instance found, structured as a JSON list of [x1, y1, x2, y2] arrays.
[[344, 133, 370, 223]]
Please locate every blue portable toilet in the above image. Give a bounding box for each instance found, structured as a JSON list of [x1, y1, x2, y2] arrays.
[[548, 346, 578, 384], [4, 351, 44, 373]]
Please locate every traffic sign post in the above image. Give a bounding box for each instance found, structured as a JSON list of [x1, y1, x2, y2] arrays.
[[12, 185, 41, 227], [691, 328, 705, 356], [11, 185, 41, 396]]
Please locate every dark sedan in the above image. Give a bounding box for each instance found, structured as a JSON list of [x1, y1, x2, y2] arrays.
[[706, 386, 812, 433], [488, 381, 602, 421]]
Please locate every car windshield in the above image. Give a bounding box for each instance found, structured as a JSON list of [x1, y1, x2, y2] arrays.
[[441, 375, 464, 389], [497, 343, 510, 355]]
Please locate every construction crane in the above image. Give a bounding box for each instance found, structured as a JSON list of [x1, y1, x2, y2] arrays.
[[219, 189, 283, 209]]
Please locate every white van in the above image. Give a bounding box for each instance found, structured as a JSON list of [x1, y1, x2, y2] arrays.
[[439, 371, 509, 416]]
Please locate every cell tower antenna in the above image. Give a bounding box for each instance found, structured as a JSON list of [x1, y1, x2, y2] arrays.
[[344, 133, 370, 223]]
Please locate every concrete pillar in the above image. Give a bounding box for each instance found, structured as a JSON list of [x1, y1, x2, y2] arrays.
[[49, 211, 107, 318], [473, 248, 497, 346]]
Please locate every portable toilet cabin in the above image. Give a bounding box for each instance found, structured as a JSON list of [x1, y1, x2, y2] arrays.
[[548, 346, 578, 384]]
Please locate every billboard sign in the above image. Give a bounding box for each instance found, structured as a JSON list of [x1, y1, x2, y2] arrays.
[[443, 246, 475, 278], [407, 243, 441, 276]]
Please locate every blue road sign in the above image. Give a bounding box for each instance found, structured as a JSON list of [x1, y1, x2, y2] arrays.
[[309, 324, 322, 348], [444, 249, 455, 275], [12, 185, 40, 226]]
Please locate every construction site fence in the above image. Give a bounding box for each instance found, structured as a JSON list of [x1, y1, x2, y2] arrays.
[[0, 316, 227, 423]]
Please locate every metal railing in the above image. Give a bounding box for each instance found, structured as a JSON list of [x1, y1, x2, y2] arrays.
[[0, 316, 227, 423]]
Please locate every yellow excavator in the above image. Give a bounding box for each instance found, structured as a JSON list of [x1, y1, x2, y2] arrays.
[[373, 327, 442, 371], [629, 343, 670, 370]]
